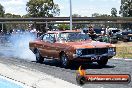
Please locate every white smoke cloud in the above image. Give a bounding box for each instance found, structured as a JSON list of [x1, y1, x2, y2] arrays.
[[0, 31, 36, 61]]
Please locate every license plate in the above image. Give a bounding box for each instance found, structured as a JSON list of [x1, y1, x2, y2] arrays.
[[91, 56, 100, 60]]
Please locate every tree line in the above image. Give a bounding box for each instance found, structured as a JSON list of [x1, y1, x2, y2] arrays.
[[0, 0, 132, 32], [0, 0, 60, 32]]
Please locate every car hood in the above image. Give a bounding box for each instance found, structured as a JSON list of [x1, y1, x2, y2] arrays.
[[64, 40, 114, 49]]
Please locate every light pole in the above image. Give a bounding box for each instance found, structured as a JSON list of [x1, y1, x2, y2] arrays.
[[2, 23, 3, 32], [70, 0, 72, 30], [45, 11, 48, 31]]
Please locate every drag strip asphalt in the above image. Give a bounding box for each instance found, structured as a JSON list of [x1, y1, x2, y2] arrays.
[[0, 55, 132, 88], [0, 45, 132, 88]]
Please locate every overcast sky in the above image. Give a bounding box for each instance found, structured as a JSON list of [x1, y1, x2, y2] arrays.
[[0, 0, 121, 17]]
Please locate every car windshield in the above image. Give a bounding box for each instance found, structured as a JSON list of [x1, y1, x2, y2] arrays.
[[59, 32, 90, 42]]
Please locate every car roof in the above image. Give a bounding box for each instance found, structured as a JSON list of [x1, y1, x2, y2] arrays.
[[47, 30, 81, 34]]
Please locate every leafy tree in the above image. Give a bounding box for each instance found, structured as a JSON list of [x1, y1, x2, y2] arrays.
[[4, 13, 13, 18], [4, 13, 21, 18], [111, 8, 117, 17], [92, 13, 111, 17], [0, 3, 4, 17], [120, 0, 132, 28], [26, 0, 60, 32], [92, 13, 100, 17], [26, 0, 60, 17], [57, 24, 70, 30], [120, 0, 132, 17], [0, 4, 5, 32], [12, 14, 21, 18], [51, 4, 60, 17], [99, 14, 111, 17], [22, 14, 30, 18], [72, 14, 81, 17]]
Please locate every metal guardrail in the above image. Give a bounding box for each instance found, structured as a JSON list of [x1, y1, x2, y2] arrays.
[[0, 21, 132, 24], [0, 17, 132, 25]]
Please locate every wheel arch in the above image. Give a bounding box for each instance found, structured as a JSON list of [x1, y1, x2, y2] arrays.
[[59, 51, 65, 59], [33, 48, 38, 54]]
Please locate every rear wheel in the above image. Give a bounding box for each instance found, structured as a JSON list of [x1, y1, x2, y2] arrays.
[[35, 50, 44, 64], [60, 53, 71, 68], [97, 58, 108, 67]]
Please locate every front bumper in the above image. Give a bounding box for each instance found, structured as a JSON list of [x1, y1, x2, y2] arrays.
[[73, 52, 116, 61]]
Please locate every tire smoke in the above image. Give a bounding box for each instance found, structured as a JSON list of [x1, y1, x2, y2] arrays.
[[0, 31, 36, 61]]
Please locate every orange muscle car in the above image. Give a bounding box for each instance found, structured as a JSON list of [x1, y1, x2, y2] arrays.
[[29, 30, 116, 67]]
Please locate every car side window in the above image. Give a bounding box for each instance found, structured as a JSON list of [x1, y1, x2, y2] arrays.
[[42, 34, 55, 43], [39, 34, 44, 40], [49, 33, 55, 38], [43, 34, 49, 41], [48, 34, 55, 43]]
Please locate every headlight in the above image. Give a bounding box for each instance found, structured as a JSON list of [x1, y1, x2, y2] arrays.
[[108, 48, 114, 52], [76, 49, 82, 56]]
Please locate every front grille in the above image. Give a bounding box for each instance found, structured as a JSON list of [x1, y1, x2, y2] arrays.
[[82, 48, 108, 55]]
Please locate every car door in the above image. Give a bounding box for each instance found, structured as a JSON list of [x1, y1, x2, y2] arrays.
[[47, 33, 60, 59], [41, 33, 62, 59], [41, 34, 56, 58], [48, 33, 68, 59], [49, 42, 62, 59], [34, 34, 45, 56], [39, 34, 50, 57]]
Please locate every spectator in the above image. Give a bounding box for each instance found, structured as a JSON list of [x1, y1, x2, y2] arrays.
[[88, 26, 95, 35], [88, 26, 97, 40]]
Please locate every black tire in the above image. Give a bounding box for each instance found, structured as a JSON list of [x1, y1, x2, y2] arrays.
[[35, 50, 44, 64], [60, 53, 70, 68], [87, 61, 93, 64], [97, 58, 108, 67]]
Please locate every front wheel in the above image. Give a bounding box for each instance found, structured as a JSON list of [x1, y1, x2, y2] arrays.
[[97, 58, 108, 67], [35, 50, 44, 64], [60, 53, 71, 68]]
